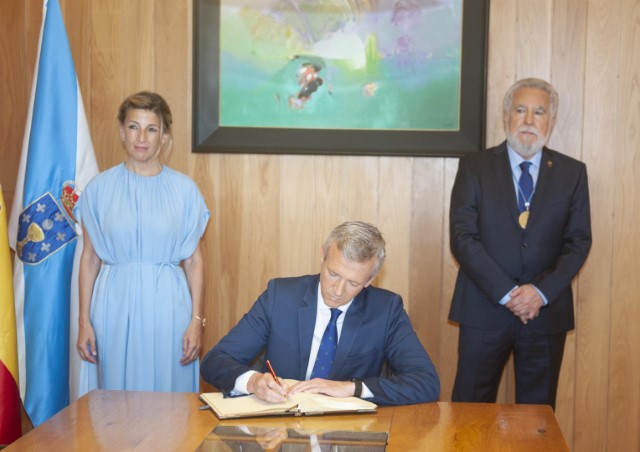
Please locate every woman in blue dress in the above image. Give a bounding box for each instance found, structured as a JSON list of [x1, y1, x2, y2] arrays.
[[76, 91, 210, 393]]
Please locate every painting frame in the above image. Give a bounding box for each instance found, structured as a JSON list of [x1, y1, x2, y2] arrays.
[[193, 0, 489, 157]]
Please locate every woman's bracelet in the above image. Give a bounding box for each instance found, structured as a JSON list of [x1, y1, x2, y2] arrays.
[[192, 314, 206, 328]]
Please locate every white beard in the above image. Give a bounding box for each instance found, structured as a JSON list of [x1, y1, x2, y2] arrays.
[[506, 126, 549, 158]]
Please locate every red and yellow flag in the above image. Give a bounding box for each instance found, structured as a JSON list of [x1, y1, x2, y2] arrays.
[[0, 186, 21, 445]]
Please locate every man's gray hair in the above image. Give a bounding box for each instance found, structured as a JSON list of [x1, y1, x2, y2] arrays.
[[503, 78, 559, 119], [322, 221, 386, 278]]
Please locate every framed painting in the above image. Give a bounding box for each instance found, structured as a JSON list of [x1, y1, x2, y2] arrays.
[[193, 0, 488, 156]]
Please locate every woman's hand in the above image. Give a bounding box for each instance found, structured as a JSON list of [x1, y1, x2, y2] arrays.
[[180, 318, 203, 365], [181, 243, 204, 365], [77, 225, 101, 364], [77, 322, 98, 363]]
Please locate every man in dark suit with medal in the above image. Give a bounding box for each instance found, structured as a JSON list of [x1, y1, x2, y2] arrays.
[[448, 78, 592, 409]]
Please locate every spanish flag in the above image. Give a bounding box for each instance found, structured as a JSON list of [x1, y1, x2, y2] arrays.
[[0, 186, 21, 445]]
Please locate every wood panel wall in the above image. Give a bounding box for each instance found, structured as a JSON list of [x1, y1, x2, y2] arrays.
[[1, 1, 639, 450]]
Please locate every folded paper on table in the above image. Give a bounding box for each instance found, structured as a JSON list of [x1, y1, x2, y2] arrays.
[[200, 380, 377, 419]]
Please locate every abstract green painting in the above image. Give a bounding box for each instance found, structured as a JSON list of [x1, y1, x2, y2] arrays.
[[218, 0, 462, 131]]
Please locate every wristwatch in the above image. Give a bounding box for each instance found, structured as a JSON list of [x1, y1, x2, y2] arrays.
[[351, 378, 363, 398]]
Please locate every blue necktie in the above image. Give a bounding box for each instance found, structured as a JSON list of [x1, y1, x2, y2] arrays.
[[310, 308, 342, 379], [518, 161, 533, 213]]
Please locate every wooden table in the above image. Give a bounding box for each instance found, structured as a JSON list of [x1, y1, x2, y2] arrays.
[[5, 390, 568, 451]]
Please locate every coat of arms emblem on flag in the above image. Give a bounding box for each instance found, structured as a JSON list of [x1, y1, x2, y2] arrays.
[[16, 187, 78, 264]]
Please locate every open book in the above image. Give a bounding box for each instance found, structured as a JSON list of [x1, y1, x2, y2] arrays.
[[200, 379, 377, 419]]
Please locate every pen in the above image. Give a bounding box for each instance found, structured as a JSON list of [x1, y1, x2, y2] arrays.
[[265, 359, 282, 387]]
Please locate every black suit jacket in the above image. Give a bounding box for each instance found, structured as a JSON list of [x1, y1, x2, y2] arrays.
[[448, 142, 592, 333]]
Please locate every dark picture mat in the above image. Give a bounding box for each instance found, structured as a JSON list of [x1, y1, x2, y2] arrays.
[[193, 0, 489, 157]]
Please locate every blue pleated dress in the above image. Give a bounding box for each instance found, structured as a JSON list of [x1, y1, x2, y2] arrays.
[[77, 163, 210, 394]]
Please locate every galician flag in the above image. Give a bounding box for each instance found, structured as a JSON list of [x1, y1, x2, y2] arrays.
[[0, 187, 21, 444], [8, 0, 99, 427]]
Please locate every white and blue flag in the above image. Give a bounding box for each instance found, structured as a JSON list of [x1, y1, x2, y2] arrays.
[[8, 0, 98, 426]]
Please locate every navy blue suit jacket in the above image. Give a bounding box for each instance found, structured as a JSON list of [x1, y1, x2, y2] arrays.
[[449, 142, 592, 333], [200, 274, 440, 406]]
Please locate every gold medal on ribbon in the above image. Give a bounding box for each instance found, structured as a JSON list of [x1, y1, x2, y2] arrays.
[[518, 210, 530, 228]]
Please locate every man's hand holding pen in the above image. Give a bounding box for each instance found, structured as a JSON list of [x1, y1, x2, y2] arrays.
[[247, 360, 290, 402], [248, 360, 359, 402]]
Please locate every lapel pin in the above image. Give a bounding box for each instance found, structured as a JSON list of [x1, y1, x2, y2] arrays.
[[547, 160, 553, 168]]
